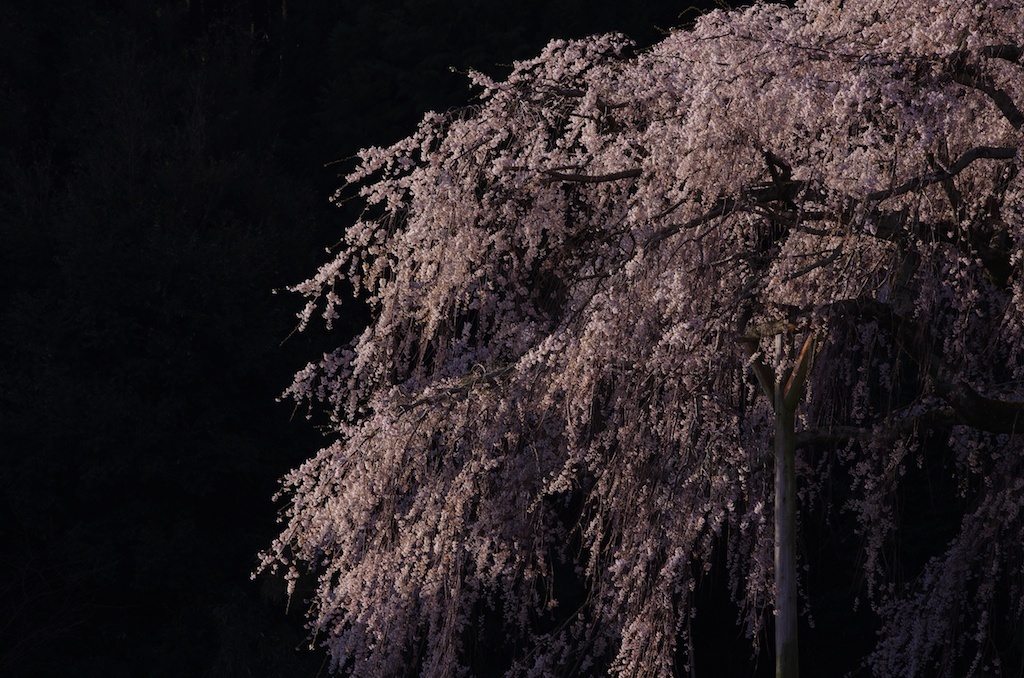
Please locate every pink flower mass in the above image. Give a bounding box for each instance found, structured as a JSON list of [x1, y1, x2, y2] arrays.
[[260, 1, 1024, 675]]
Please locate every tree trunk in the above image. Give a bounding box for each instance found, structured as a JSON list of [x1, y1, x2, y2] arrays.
[[743, 333, 815, 678], [774, 400, 799, 678], [772, 333, 815, 678]]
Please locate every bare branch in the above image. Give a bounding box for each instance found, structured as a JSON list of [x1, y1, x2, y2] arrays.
[[397, 364, 516, 411], [541, 86, 631, 109]]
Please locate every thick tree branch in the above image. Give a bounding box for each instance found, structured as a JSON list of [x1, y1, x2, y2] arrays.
[[646, 197, 738, 248], [782, 333, 817, 411], [951, 73, 1024, 131], [794, 404, 961, 448], [646, 142, 1014, 255], [834, 298, 1024, 434], [739, 337, 777, 401], [397, 364, 515, 411], [980, 44, 1023, 63], [949, 48, 1024, 130], [542, 167, 642, 183], [866, 146, 1017, 202], [647, 179, 805, 250]]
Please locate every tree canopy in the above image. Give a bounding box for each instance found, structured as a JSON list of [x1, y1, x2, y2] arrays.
[[263, 0, 1024, 675]]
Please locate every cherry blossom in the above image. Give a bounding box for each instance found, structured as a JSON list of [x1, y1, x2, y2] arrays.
[[261, 1, 1024, 675]]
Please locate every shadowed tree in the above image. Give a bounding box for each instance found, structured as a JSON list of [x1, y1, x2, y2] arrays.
[[261, 1, 1024, 675]]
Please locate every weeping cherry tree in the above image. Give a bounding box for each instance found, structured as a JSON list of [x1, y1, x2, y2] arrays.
[[260, 1, 1024, 675]]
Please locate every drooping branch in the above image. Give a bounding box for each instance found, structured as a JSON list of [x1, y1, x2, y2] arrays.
[[539, 86, 631, 110]]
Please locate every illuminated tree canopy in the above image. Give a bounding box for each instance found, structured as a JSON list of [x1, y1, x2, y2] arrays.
[[261, 1, 1024, 675]]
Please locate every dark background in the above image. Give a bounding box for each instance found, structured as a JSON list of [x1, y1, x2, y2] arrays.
[[0, 1, 883, 676]]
